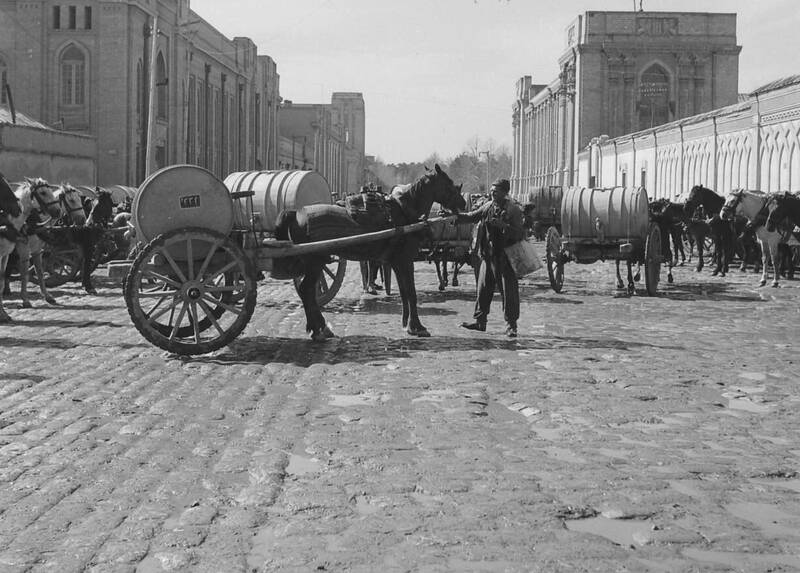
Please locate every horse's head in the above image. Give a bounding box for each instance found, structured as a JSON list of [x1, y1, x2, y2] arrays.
[[765, 192, 794, 232], [429, 164, 466, 213], [87, 189, 114, 227], [24, 177, 62, 219], [720, 190, 745, 221], [683, 185, 703, 216], [55, 183, 88, 226]]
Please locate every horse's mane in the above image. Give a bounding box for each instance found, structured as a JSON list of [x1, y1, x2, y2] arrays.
[[0, 175, 20, 217]]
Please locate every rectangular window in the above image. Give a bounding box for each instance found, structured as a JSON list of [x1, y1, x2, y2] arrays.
[[53, 6, 61, 29], [61, 62, 84, 105], [68, 6, 76, 29], [84, 6, 92, 29]]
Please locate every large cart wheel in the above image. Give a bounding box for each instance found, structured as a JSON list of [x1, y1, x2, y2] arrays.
[[124, 227, 257, 355], [293, 255, 347, 306], [30, 242, 81, 287], [545, 226, 565, 293], [644, 223, 662, 296]]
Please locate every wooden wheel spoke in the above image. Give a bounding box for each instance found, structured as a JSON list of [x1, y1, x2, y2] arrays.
[[159, 248, 188, 283], [322, 264, 337, 281], [186, 239, 194, 280], [169, 301, 189, 341], [199, 293, 242, 315], [147, 294, 182, 323], [196, 239, 222, 278], [140, 269, 183, 289], [189, 302, 201, 343], [203, 259, 240, 284], [197, 300, 226, 336]]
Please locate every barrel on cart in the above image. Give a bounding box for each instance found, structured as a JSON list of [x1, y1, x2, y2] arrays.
[[544, 186, 662, 295], [123, 165, 345, 355], [518, 186, 562, 240]]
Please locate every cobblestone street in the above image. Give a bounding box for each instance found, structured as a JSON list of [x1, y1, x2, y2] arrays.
[[0, 253, 799, 572]]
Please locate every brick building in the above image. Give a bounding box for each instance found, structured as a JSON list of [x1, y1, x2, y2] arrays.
[[277, 92, 365, 199], [511, 10, 741, 195], [0, 0, 280, 187]]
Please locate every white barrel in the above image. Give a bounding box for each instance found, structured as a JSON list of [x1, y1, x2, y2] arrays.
[[224, 170, 332, 231], [132, 165, 233, 243], [562, 186, 650, 241]]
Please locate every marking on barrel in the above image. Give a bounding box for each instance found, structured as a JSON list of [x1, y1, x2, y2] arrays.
[[180, 194, 201, 208]]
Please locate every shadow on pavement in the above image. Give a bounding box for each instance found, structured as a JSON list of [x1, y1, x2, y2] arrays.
[[659, 282, 763, 302], [191, 333, 686, 366]]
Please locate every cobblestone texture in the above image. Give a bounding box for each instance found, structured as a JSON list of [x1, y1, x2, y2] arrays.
[[0, 252, 799, 572]]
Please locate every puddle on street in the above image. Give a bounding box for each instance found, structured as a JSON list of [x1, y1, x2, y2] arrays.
[[726, 502, 800, 537], [329, 394, 375, 407], [286, 454, 321, 476], [682, 548, 800, 569], [566, 516, 653, 547]]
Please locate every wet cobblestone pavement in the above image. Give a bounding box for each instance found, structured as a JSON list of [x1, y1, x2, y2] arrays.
[[0, 250, 799, 572]]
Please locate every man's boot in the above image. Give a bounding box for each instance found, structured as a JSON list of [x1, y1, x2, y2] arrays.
[[461, 320, 486, 332]]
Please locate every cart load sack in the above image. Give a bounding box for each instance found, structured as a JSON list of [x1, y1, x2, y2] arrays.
[[224, 170, 332, 232], [561, 186, 650, 244]]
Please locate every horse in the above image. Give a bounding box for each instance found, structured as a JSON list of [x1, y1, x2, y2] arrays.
[[63, 188, 114, 294], [683, 185, 734, 276], [720, 189, 787, 287], [274, 164, 466, 340], [766, 192, 800, 278], [0, 178, 62, 321]]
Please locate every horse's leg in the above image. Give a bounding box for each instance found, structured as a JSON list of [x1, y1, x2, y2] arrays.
[[16, 248, 33, 308], [0, 255, 10, 322], [300, 260, 332, 341], [397, 257, 429, 337], [694, 232, 704, 272], [391, 260, 411, 330], [32, 252, 56, 305], [758, 238, 769, 287], [80, 232, 97, 295], [615, 260, 625, 289], [451, 261, 460, 287], [769, 239, 781, 288], [434, 259, 445, 291], [627, 261, 635, 294]]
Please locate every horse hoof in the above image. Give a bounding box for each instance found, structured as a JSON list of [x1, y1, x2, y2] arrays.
[[86, 289, 97, 295], [45, 296, 57, 305], [438, 284, 445, 291], [21, 300, 32, 309], [310, 326, 335, 342], [668, 275, 674, 284], [452, 279, 459, 286], [759, 280, 767, 287], [772, 282, 779, 288], [407, 326, 430, 337]]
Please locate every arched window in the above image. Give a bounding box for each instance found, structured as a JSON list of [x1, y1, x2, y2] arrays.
[[638, 64, 670, 129], [156, 52, 167, 120], [61, 44, 85, 105], [0, 56, 7, 105]]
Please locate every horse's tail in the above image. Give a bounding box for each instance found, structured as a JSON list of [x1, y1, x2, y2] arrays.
[[272, 210, 304, 279]]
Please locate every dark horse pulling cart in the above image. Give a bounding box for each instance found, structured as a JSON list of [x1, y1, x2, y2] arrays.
[[122, 164, 465, 355], [545, 186, 663, 295]]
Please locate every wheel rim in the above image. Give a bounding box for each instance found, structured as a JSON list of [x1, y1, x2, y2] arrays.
[[125, 228, 256, 355], [30, 244, 80, 287], [645, 224, 662, 296], [293, 255, 347, 306]]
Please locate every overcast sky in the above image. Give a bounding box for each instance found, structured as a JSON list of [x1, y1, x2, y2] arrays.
[[190, 0, 799, 164]]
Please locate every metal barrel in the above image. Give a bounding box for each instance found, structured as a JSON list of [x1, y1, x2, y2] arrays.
[[561, 186, 650, 241], [223, 170, 332, 232], [132, 164, 234, 244]]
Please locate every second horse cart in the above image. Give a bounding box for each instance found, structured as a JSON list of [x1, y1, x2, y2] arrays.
[[544, 186, 663, 295]]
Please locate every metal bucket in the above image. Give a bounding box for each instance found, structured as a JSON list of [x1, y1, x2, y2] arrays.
[[223, 170, 332, 232], [561, 186, 650, 242]]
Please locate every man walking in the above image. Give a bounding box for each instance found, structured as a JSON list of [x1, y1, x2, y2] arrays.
[[456, 178, 525, 337]]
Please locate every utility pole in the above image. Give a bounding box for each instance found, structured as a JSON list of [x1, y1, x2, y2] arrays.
[[479, 150, 490, 193], [144, 14, 159, 177]]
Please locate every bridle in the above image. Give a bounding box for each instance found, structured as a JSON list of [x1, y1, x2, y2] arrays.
[[58, 186, 87, 223], [29, 180, 60, 213]]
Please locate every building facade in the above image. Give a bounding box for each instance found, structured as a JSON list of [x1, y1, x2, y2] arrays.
[[0, 0, 280, 186], [277, 92, 365, 199], [578, 76, 800, 198], [511, 10, 741, 196]]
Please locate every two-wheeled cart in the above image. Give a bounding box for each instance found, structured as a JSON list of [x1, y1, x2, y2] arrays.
[[121, 165, 451, 355], [544, 186, 662, 295]]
